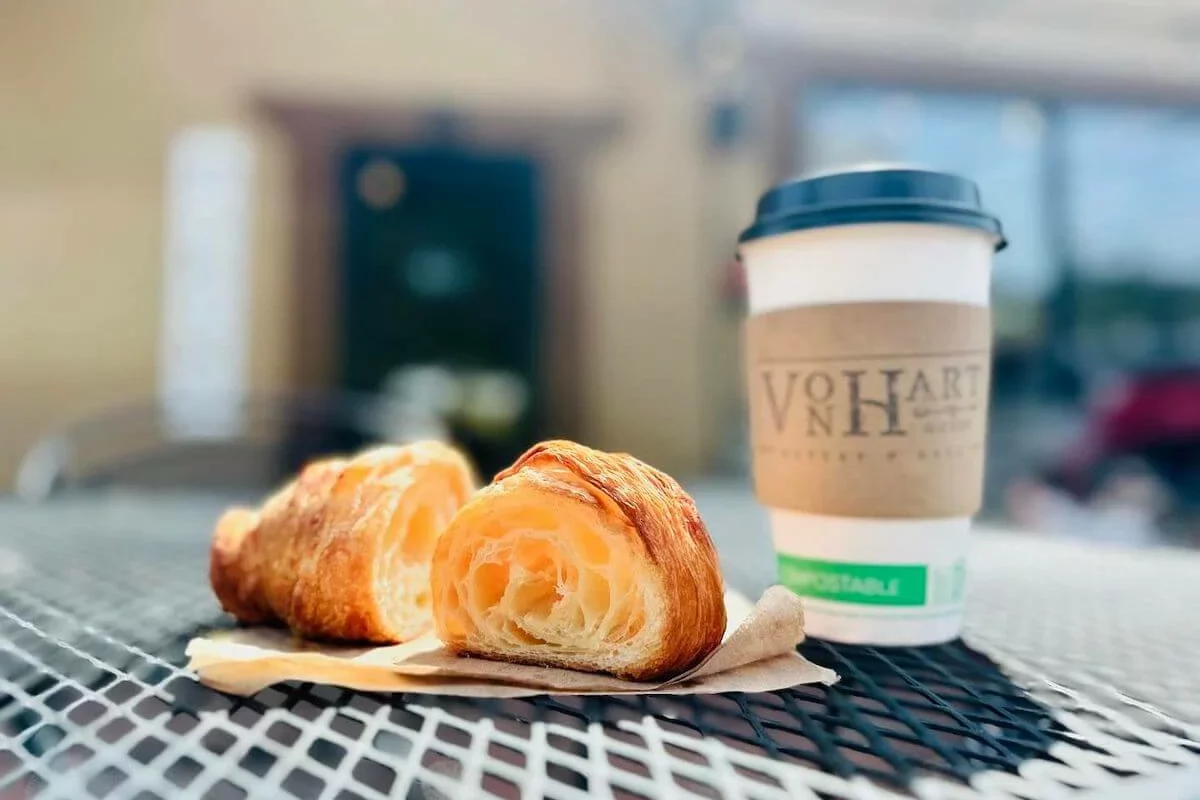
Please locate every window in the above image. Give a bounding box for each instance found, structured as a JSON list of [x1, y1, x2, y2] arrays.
[[1063, 104, 1200, 283], [801, 85, 1200, 372], [802, 86, 1053, 303]]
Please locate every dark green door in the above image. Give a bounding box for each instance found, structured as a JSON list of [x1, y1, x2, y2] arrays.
[[340, 146, 541, 476]]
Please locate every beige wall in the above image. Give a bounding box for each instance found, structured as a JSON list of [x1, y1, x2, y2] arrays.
[[0, 0, 745, 484], [0, 3, 170, 484]]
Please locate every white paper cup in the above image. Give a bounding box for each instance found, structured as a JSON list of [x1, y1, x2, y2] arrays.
[[738, 167, 1004, 645]]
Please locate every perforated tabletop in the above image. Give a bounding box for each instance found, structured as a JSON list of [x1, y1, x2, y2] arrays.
[[1, 492, 1199, 799]]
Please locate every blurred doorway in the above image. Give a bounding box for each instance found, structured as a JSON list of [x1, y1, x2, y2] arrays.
[[340, 147, 541, 476], [260, 99, 618, 479]]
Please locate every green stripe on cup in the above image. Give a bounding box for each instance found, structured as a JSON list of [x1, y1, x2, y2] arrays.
[[777, 555, 928, 606]]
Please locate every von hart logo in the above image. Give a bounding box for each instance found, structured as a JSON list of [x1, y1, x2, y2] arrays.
[[760, 362, 985, 438], [747, 302, 991, 517]]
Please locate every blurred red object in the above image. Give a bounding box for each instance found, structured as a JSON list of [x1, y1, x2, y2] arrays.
[[1051, 367, 1200, 508]]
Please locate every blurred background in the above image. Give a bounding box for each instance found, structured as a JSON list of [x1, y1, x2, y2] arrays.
[[3, 0, 1199, 545]]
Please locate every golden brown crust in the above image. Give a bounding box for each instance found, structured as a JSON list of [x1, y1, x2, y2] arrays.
[[209, 506, 271, 624], [430, 440, 726, 681], [209, 442, 475, 643]]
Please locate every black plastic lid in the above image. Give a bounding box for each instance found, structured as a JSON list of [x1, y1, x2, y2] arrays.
[[738, 165, 1006, 250]]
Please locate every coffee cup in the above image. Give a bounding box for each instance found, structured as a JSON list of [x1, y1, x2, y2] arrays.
[[738, 166, 1005, 645]]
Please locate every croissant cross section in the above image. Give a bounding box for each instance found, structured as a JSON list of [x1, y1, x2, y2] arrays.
[[431, 440, 727, 681]]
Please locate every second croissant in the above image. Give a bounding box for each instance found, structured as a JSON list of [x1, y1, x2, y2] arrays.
[[210, 441, 475, 643]]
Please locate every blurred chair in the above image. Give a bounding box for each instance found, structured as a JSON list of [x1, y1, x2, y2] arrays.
[[14, 392, 449, 501]]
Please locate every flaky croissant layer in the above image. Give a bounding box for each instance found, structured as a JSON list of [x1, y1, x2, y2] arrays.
[[210, 441, 475, 643], [431, 440, 727, 681]]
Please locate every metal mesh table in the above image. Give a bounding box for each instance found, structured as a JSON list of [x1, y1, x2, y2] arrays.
[[1, 495, 1198, 799]]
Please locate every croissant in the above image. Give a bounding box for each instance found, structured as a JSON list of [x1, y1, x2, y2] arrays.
[[430, 440, 726, 681], [210, 441, 474, 643]]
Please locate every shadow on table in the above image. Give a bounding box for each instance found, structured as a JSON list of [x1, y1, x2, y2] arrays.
[[152, 634, 1064, 799], [786, 639, 1065, 787], [384, 639, 1066, 796]]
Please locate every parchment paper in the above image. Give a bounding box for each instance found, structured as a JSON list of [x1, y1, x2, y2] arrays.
[[186, 586, 838, 697]]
